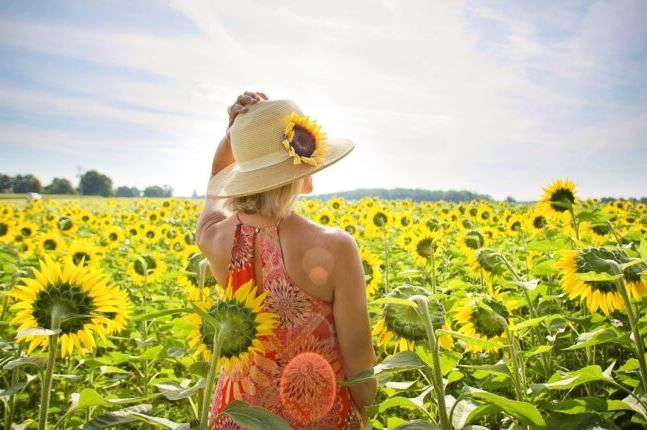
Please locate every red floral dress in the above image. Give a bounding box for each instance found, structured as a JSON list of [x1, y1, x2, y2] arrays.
[[210, 213, 364, 429]]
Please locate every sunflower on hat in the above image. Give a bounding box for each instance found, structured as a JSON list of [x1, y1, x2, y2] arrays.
[[282, 112, 329, 166]]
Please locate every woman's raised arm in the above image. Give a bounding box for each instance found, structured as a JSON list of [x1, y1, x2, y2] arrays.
[[331, 230, 378, 425]]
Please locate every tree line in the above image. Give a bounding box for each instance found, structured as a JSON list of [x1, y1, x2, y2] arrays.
[[0, 171, 173, 197]]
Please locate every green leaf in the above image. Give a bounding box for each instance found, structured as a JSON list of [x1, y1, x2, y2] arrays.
[[510, 279, 540, 291], [562, 328, 623, 351], [73, 389, 112, 409], [134, 307, 191, 322], [531, 365, 613, 394], [340, 351, 428, 386], [512, 315, 549, 332], [136, 345, 166, 361], [369, 297, 418, 308], [130, 413, 190, 429], [82, 404, 153, 429], [393, 420, 440, 429], [219, 400, 292, 430], [640, 239, 647, 260], [3, 355, 47, 371], [16, 327, 60, 338], [0, 381, 27, 397], [575, 271, 623, 282], [464, 386, 546, 428], [523, 345, 553, 360], [155, 379, 205, 401], [436, 329, 503, 349], [576, 207, 615, 224]]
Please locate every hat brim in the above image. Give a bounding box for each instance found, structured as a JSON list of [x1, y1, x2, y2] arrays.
[[207, 137, 354, 198]]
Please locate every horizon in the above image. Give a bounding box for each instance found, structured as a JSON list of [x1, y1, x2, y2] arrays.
[[1, 1, 646, 201]]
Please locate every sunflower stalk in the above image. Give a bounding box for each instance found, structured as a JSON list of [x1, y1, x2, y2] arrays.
[[411, 295, 450, 430], [608, 261, 647, 394], [567, 204, 580, 241], [38, 303, 64, 430], [382, 229, 391, 293], [199, 322, 226, 430]]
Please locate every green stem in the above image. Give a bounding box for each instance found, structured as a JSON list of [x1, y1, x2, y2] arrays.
[[616, 277, 647, 393], [567, 205, 579, 241], [429, 246, 437, 295], [383, 229, 390, 294], [413, 296, 450, 430], [199, 325, 225, 430], [38, 304, 64, 430]]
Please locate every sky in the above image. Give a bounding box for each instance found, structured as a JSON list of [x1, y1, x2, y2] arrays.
[[0, 0, 645, 201]]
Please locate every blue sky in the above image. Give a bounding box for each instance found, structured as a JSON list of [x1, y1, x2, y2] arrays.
[[0, 0, 645, 200]]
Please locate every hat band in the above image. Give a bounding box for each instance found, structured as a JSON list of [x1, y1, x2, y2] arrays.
[[236, 150, 290, 172]]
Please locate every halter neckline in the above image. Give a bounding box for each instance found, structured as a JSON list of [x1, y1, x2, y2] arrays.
[[235, 212, 282, 229]]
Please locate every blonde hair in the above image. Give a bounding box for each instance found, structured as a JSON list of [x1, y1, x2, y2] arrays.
[[224, 177, 305, 219]]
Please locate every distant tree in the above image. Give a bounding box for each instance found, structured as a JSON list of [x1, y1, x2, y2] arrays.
[[505, 196, 516, 203], [44, 177, 76, 195], [79, 170, 113, 197], [0, 174, 12, 192], [115, 186, 140, 197], [143, 185, 173, 198], [12, 174, 43, 193]]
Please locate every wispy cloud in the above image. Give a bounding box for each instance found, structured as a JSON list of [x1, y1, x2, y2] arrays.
[[0, 0, 645, 199]]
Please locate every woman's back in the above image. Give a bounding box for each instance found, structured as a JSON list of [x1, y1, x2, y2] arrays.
[[204, 211, 365, 429]]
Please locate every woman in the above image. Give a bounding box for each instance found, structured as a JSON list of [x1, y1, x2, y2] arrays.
[[196, 91, 377, 429]]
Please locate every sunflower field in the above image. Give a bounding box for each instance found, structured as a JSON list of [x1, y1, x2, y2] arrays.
[[1, 178, 647, 430]]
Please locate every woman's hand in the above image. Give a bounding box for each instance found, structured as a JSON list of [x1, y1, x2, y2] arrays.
[[227, 90, 268, 128]]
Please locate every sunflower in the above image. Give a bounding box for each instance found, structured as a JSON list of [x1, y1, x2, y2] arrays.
[[339, 214, 360, 239], [409, 231, 442, 267], [280, 352, 337, 424], [15, 219, 39, 240], [5, 255, 133, 357], [539, 178, 578, 219], [372, 284, 453, 354], [326, 197, 345, 212], [360, 246, 383, 298], [34, 232, 64, 255], [102, 225, 125, 248], [316, 210, 335, 226], [453, 290, 511, 353], [65, 239, 102, 268], [185, 276, 278, 373], [0, 219, 13, 243], [467, 248, 506, 286], [523, 207, 550, 234], [128, 250, 168, 285], [554, 247, 647, 315], [458, 229, 486, 258], [282, 111, 329, 166]]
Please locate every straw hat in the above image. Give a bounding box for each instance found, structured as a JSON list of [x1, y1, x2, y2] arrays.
[[207, 99, 354, 198]]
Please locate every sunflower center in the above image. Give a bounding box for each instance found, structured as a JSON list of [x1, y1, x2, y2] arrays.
[[476, 248, 504, 275], [344, 225, 356, 235], [550, 189, 575, 212], [464, 230, 484, 249], [43, 239, 58, 251], [470, 299, 508, 338], [415, 238, 434, 259], [203, 300, 258, 358], [73, 252, 91, 266], [426, 219, 440, 232], [591, 224, 610, 236], [58, 217, 73, 231], [320, 215, 330, 225], [0, 222, 7, 236], [533, 216, 547, 229], [21, 227, 33, 237], [32, 282, 96, 333], [575, 247, 625, 293], [134, 256, 157, 276], [362, 260, 374, 284], [384, 285, 443, 342], [109, 233, 118, 241], [290, 126, 316, 157], [372, 212, 388, 227]]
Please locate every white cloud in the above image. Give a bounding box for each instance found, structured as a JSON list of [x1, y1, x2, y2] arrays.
[[0, 0, 645, 199]]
